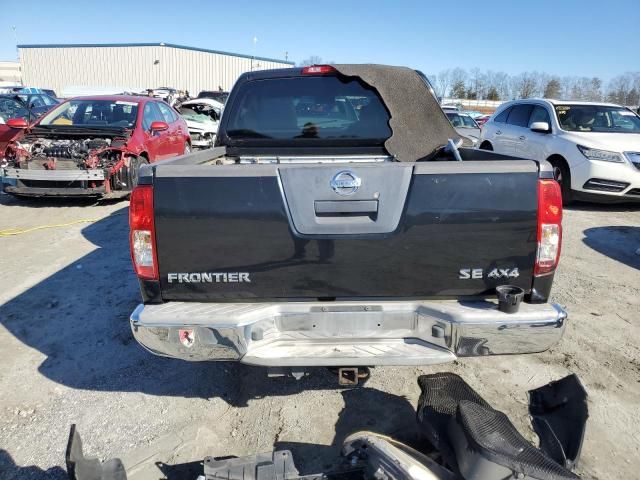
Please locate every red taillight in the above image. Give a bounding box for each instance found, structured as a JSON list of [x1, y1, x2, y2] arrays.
[[301, 65, 336, 75], [535, 179, 563, 276], [129, 185, 158, 280]]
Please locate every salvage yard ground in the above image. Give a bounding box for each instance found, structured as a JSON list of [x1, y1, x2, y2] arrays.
[[0, 193, 638, 480]]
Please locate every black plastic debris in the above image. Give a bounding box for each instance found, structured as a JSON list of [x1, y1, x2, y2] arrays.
[[417, 373, 491, 474], [417, 373, 581, 480], [66, 424, 127, 480], [529, 374, 589, 470], [204, 451, 301, 480], [452, 400, 579, 480]]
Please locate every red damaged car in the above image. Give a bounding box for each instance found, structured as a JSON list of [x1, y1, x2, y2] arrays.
[[1, 95, 191, 197]]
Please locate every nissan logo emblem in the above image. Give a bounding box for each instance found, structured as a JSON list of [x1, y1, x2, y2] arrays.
[[330, 170, 361, 196]]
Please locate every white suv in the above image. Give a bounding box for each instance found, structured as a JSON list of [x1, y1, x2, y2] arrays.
[[479, 99, 640, 203]]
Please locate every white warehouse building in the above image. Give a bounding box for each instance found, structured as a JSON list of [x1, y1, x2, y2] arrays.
[[18, 43, 294, 97]]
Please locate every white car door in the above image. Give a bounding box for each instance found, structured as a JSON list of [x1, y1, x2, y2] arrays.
[[519, 105, 553, 161], [484, 106, 513, 154], [503, 104, 534, 157]]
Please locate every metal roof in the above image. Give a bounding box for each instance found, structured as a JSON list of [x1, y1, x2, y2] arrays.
[[17, 42, 295, 66]]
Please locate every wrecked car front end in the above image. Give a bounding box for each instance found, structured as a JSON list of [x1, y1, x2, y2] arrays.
[[2, 128, 138, 197], [176, 99, 221, 149], [183, 119, 217, 149]]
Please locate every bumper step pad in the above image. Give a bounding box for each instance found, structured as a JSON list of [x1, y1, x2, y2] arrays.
[[244, 338, 456, 367]]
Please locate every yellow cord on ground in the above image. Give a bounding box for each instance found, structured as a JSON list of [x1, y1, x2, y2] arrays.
[[0, 218, 102, 237], [0, 216, 117, 237]]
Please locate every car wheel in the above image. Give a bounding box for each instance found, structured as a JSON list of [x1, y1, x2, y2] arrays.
[[184, 143, 191, 155], [126, 155, 148, 190], [479, 141, 493, 151], [550, 158, 573, 205]]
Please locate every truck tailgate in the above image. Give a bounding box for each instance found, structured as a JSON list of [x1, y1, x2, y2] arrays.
[[153, 161, 539, 301]]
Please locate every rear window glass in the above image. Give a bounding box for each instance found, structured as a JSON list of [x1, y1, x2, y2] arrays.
[[494, 107, 511, 123], [224, 76, 391, 145], [446, 112, 477, 128], [198, 91, 229, 104]]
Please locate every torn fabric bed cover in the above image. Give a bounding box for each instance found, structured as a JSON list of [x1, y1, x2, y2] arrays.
[[334, 64, 459, 162]]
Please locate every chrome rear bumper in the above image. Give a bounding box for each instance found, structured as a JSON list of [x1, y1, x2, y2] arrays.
[[130, 300, 567, 367]]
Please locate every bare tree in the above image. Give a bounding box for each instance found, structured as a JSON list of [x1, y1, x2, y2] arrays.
[[559, 76, 575, 100], [483, 70, 496, 97], [436, 69, 452, 98], [420, 67, 638, 106], [513, 72, 538, 99], [606, 72, 640, 105], [544, 78, 561, 98], [486, 86, 500, 101], [493, 72, 511, 100], [607, 75, 627, 104], [467, 67, 483, 100], [583, 77, 602, 102], [483, 70, 505, 100], [570, 81, 583, 101], [450, 68, 467, 98], [534, 72, 549, 98], [451, 80, 466, 99]]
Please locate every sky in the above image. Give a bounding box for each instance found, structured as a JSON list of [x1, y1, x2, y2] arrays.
[[1, 0, 638, 81]]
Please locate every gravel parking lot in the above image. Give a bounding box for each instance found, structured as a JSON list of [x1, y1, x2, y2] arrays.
[[0, 193, 638, 480]]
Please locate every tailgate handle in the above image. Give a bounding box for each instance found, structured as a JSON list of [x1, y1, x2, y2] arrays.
[[314, 200, 378, 215]]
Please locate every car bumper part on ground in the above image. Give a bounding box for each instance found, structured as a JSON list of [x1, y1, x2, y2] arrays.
[[130, 300, 568, 366], [191, 139, 214, 148], [189, 131, 215, 148], [2, 168, 105, 181], [2, 168, 108, 197], [3, 185, 107, 197]]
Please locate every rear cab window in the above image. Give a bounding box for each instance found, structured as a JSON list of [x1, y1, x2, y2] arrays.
[[222, 75, 391, 147]]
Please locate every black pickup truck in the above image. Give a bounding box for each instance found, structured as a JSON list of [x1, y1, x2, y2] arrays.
[[128, 64, 566, 368]]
